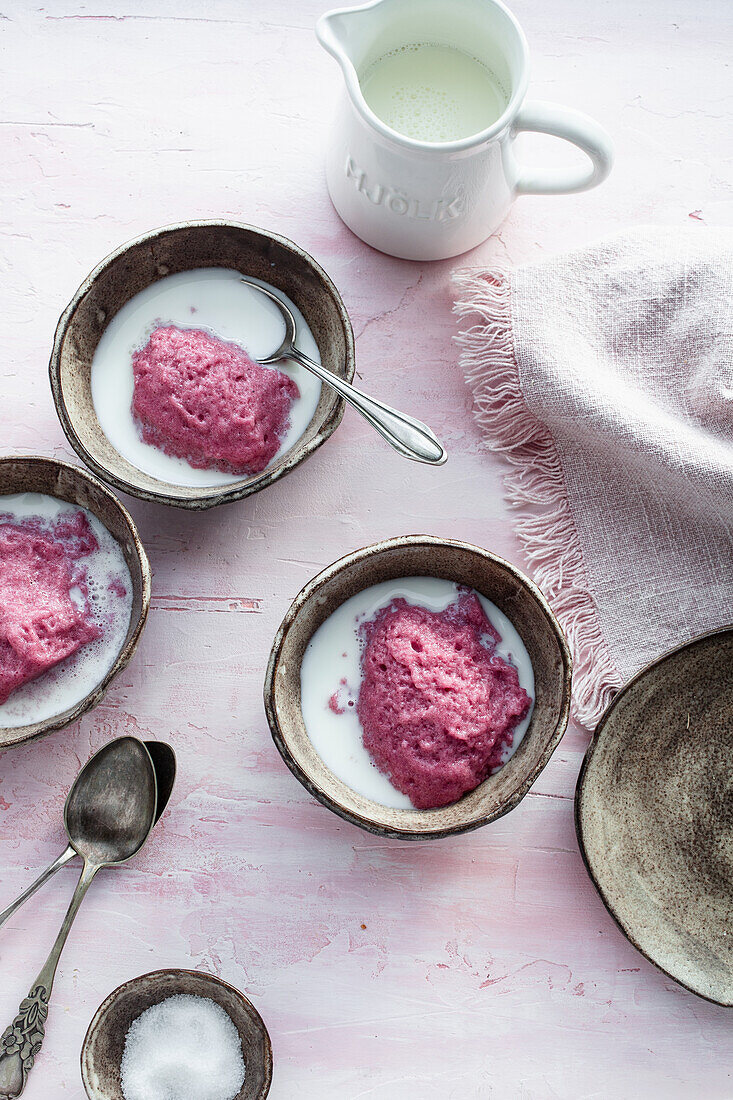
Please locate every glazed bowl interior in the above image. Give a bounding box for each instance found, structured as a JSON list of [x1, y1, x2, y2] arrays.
[[0, 456, 150, 750], [265, 535, 572, 839], [576, 627, 733, 1006], [50, 220, 355, 509], [81, 968, 272, 1100]]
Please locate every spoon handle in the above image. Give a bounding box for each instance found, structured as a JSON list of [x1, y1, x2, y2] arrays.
[[287, 347, 447, 466], [0, 846, 77, 932], [0, 861, 97, 1100]]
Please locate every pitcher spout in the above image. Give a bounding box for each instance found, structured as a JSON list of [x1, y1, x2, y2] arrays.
[[316, 1, 391, 86], [315, 7, 351, 64]]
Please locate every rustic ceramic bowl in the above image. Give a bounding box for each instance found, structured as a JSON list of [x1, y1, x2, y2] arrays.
[[265, 535, 572, 839], [50, 220, 355, 509], [0, 456, 150, 750], [576, 628, 733, 1007], [81, 968, 272, 1100]]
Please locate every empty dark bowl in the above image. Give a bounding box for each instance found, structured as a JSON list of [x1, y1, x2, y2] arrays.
[[81, 968, 272, 1100], [576, 627, 733, 1006], [265, 534, 572, 839], [50, 220, 355, 509], [0, 455, 150, 750]]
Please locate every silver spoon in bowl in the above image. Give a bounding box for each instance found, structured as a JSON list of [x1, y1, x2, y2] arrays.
[[240, 277, 447, 466], [0, 740, 176, 933], [0, 737, 157, 1100]]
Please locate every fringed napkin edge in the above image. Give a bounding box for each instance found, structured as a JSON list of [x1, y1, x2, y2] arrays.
[[453, 268, 622, 729]]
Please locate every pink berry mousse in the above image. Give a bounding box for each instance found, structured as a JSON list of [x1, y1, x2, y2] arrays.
[[357, 591, 532, 809], [131, 326, 299, 475], [0, 512, 102, 704]]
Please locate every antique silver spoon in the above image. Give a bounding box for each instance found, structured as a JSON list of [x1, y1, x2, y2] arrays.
[[0, 740, 175, 932], [0, 737, 157, 1100], [240, 277, 447, 466]]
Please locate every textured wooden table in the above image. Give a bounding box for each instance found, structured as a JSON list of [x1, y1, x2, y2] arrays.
[[1, 1, 732, 1096]]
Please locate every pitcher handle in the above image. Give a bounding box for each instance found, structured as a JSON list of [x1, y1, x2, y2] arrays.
[[510, 100, 613, 196]]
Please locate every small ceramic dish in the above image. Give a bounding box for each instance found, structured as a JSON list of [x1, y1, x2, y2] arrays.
[[576, 627, 733, 1007], [264, 534, 572, 839], [0, 456, 150, 751], [50, 220, 355, 509], [81, 968, 273, 1100]]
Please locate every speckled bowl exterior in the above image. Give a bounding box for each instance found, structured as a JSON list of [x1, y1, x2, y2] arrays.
[[264, 534, 572, 839], [0, 455, 150, 750], [576, 627, 733, 1007], [50, 220, 356, 509], [81, 968, 273, 1100]]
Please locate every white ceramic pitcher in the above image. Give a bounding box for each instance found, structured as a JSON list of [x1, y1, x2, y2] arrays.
[[317, 0, 613, 261]]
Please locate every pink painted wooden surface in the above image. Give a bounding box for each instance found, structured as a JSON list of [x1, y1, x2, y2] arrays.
[[1, 1, 732, 1096]]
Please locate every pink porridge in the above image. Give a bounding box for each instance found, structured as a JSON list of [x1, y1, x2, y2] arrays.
[[131, 325, 299, 475], [0, 512, 102, 704], [357, 591, 532, 809]]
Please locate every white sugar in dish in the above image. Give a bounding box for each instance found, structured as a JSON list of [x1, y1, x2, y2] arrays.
[[120, 994, 246, 1100], [91, 267, 322, 488], [300, 577, 535, 809], [0, 493, 133, 728]]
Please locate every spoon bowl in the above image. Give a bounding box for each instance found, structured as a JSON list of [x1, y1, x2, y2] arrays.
[[65, 738, 158, 866], [144, 741, 177, 825]]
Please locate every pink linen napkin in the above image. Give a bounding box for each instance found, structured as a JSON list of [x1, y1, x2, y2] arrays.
[[454, 228, 733, 728]]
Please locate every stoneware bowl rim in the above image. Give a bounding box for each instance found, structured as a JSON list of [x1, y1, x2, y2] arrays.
[[49, 218, 356, 510], [264, 533, 572, 839], [80, 967, 273, 1100], [575, 624, 733, 1008], [0, 454, 151, 750]]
